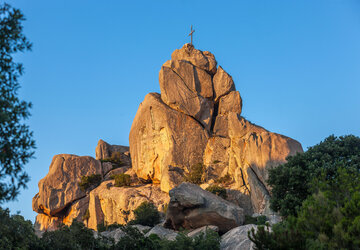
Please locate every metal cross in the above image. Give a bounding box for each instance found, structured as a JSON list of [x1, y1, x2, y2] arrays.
[[188, 25, 195, 45]]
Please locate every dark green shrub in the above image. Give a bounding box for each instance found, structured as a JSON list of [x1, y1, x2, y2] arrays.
[[268, 135, 360, 217], [184, 163, 205, 184], [78, 174, 102, 192], [249, 135, 360, 249], [162, 230, 221, 250], [41, 221, 108, 250], [111, 173, 131, 187], [129, 201, 160, 227], [244, 215, 267, 225], [0, 207, 41, 249], [101, 151, 123, 168], [214, 173, 232, 185], [206, 185, 227, 199]]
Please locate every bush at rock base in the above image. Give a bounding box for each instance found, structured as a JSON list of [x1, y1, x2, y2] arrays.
[[0, 207, 41, 249], [244, 215, 267, 225], [214, 173, 232, 185], [249, 135, 360, 249], [111, 173, 131, 187], [78, 174, 102, 192], [205, 185, 227, 199], [184, 163, 205, 184], [114, 225, 220, 250], [129, 201, 161, 227]]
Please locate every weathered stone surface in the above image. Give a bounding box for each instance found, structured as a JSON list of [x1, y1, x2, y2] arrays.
[[213, 66, 235, 102], [220, 224, 257, 250], [227, 113, 303, 213], [212, 114, 229, 137], [100, 228, 125, 243], [226, 190, 253, 216], [169, 60, 213, 98], [218, 91, 242, 115], [34, 214, 62, 233], [33, 154, 102, 216], [129, 93, 208, 193], [171, 43, 217, 74], [187, 225, 219, 238], [87, 181, 169, 230], [165, 183, 244, 234], [159, 66, 214, 130], [132, 224, 152, 233], [95, 139, 131, 166], [203, 137, 230, 180], [103, 166, 131, 181], [145, 225, 178, 241], [62, 196, 90, 226]]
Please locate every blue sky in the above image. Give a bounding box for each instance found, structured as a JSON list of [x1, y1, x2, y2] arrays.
[[4, 0, 360, 221]]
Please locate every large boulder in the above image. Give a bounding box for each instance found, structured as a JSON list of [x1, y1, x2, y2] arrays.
[[220, 224, 258, 250], [129, 93, 208, 193], [87, 181, 169, 230], [165, 183, 245, 234], [33, 154, 102, 216]]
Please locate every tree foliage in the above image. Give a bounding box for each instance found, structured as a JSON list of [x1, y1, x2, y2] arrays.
[[268, 135, 360, 217], [249, 135, 360, 249], [0, 3, 35, 202], [0, 207, 42, 249], [129, 201, 161, 227]]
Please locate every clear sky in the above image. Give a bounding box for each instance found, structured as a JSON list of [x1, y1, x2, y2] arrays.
[[4, 0, 360, 221]]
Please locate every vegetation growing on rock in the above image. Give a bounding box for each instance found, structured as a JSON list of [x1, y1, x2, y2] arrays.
[[205, 185, 227, 199], [78, 174, 102, 192], [184, 163, 205, 184], [100, 151, 123, 168], [111, 173, 131, 187], [130, 201, 161, 227]]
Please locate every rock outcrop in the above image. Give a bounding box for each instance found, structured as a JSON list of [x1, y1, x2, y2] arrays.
[[129, 93, 208, 192], [129, 43, 303, 214], [32, 154, 102, 216], [33, 43, 303, 234], [164, 183, 244, 234], [87, 181, 169, 230]]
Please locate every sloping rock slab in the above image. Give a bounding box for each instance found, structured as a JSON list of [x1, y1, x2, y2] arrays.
[[220, 224, 257, 250]]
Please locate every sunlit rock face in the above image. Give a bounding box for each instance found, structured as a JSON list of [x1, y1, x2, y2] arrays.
[[129, 43, 303, 214], [33, 44, 303, 233]]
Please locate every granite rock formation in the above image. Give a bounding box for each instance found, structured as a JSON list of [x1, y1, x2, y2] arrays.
[[33, 43, 303, 234], [129, 43, 303, 214]]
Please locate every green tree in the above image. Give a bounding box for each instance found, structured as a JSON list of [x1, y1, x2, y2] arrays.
[[268, 135, 360, 217], [0, 207, 42, 249], [249, 135, 360, 250], [129, 201, 161, 227], [0, 3, 35, 202]]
